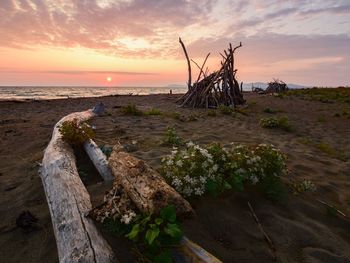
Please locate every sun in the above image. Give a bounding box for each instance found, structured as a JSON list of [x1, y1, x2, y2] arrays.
[[106, 77, 112, 82]]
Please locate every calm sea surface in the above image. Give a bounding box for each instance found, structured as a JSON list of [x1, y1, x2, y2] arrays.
[[0, 86, 187, 101]]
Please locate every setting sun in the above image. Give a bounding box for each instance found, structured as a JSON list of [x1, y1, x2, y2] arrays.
[[106, 77, 112, 82]]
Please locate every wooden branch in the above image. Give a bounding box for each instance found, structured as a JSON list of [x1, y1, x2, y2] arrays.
[[247, 201, 276, 261], [191, 52, 210, 82], [40, 105, 116, 263], [108, 145, 193, 217], [179, 37, 192, 91], [316, 199, 347, 218], [174, 237, 222, 263], [83, 139, 114, 181]]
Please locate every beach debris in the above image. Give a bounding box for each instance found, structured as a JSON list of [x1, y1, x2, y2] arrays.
[[247, 201, 277, 261], [122, 140, 139, 152], [177, 38, 245, 108], [40, 105, 115, 262], [266, 79, 288, 93], [83, 139, 114, 181], [89, 183, 137, 223], [316, 199, 347, 218], [16, 210, 39, 233], [107, 144, 193, 216]]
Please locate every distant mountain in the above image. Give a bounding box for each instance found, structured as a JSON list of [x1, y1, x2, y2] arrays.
[[166, 82, 306, 91], [243, 82, 306, 91]]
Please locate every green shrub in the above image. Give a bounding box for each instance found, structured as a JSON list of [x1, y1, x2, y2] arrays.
[[259, 117, 279, 128], [162, 127, 182, 146], [263, 107, 276, 114], [290, 179, 316, 194], [126, 205, 183, 262], [218, 104, 233, 115], [207, 110, 217, 117], [165, 111, 181, 120], [59, 119, 95, 145], [121, 103, 143, 116], [145, 108, 163, 116], [260, 116, 292, 131], [317, 115, 326, 123], [287, 87, 350, 104], [162, 142, 287, 200], [187, 114, 199, 121]]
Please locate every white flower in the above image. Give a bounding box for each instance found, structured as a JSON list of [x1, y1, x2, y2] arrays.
[[202, 162, 208, 169], [190, 163, 196, 170], [187, 141, 195, 147], [194, 187, 204, 196], [172, 178, 182, 187], [120, 211, 136, 225], [212, 164, 218, 172], [184, 175, 191, 183], [236, 168, 245, 174], [176, 160, 183, 167], [183, 187, 192, 197], [199, 176, 206, 183], [166, 159, 173, 166], [250, 176, 259, 185]]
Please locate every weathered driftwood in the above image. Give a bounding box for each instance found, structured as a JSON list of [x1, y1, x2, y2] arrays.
[[40, 104, 116, 263], [91, 144, 220, 263], [83, 139, 114, 181], [174, 237, 222, 263], [108, 145, 193, 217]]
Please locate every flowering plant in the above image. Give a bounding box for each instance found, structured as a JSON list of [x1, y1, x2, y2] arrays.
[[162, 142, 287, 199], [59, 119, 95, 145], [162, 142, 227, 197]]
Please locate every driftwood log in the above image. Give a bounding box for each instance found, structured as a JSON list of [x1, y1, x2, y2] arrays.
[[40, 104, 116, 263], [90, 144, 221, 263], [108, 145, 193, 217]]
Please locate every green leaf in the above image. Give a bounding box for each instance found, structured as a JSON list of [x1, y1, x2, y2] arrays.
[[229, 175, 244, 192], [140, 214, 151, 225], [145, 227, 160, 245], [160, 205, 177, 223], [205, 179, 219, 196], [223, 180, 232, 190], [155, 217, 163, 225], [154, 250, 172, 263], [164, 223, 182, 240], [126, 223, 140, 241]]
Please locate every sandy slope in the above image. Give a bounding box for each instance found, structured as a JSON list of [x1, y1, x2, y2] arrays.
[[0, 93, 349, 262]]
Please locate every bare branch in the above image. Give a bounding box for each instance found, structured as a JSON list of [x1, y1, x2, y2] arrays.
[[179, 37, 192, 91]]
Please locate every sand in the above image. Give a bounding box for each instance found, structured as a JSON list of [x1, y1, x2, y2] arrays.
[[0, 93, 350, 262]]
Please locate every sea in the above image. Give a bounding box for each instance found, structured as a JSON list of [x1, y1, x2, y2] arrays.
[[0, 86, 188, 101]]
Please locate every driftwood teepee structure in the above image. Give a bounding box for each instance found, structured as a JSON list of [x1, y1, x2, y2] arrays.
[[266, 79, 288, 93], [177, 38, 245, 108]]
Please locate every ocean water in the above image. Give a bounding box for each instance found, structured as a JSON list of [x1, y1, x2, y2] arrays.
[[0, 86, 187, 101]]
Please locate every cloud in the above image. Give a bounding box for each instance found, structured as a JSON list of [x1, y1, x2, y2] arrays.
[[185, 33, 350, 85], [0, 0, 212, 57]]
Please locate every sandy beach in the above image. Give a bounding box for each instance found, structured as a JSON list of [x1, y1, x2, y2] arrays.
[[1, 92, 350, 262]]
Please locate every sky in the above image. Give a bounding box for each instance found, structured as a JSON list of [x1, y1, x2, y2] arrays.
[[0, 0, 349, 87]]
